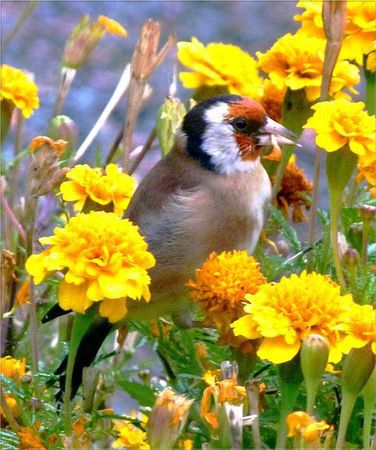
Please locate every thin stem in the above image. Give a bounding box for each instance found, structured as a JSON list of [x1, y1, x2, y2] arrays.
[[72, 64, 131, 164], [105, 129, 123, 165], [51, 67, 77, 118], [245, 381, 262, 450], [9, 109, 25, 210], [361, 218, 371, 266], [362, 368, 376, 450], [307, 147, 322, 270], [335, 394, 356, 450], [275, 380, 301, 450], [128, 127, 156, 175], [29, 279, 39, 374], [1, 0, 38, 52], [0, 185, 26, 241], [329, 198, 346, 289]]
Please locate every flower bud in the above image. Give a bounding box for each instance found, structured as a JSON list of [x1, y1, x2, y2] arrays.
[[48, 115, 78, 162], [156, 96, 187, 156], [341, 343, 375, 398], [300, 334, 329, 414], [147, 388, 193, 450], [342, 248, 359, 271], [62, 15, 104, 68]]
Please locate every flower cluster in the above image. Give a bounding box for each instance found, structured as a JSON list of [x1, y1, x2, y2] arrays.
[[113, 413, 149, 450], [178, 37, 263, 99], [232, 270, 375, 364], [0, 64, 39, 118], [25, 211, 155, 323], [294, 1, 376, 64], [257, 32, 360, 102], [60, 163, 137, 215], [304, 99, 375, 155]]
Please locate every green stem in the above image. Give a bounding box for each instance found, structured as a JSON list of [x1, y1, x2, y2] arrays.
[[362, 368, 376, 450], [335, 393, 356, 450], [329, 192, 346, 289], [63, 312, 95, 434], [364, 53, 376, 115], [361, 218, 371, 267]]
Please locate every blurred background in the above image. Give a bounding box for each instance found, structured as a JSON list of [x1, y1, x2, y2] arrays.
[[2, 0, 300, 173]]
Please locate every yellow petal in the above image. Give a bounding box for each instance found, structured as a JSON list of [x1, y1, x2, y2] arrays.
[[231, 314, 261, 339], [99, 298, 127, 323], [257, 336, 301, 363], [25, 253, 49, 284], [58, 280, 93, 313], [97, 16, 127, 37]]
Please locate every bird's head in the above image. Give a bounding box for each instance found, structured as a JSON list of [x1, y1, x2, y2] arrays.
[[180, 94, 298, 175]]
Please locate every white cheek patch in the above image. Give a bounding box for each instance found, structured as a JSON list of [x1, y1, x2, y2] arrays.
[[202, 102, 257, 175]]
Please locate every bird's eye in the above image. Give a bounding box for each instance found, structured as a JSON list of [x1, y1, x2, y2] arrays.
[[232, 117, 248, 132]]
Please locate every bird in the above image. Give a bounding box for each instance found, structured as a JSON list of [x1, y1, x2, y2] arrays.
[[45, 94, 297, 398]]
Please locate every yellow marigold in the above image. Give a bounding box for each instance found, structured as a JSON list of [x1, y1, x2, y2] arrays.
[[18, 427, 46, 450], [25, 211, 155, 323], [274, 155, 313, 223], [60, 163, 137, 215], [97, 15, 127, 37], [287, 411, 330, 442], [257, 33, 360, 101], [178, 37, 263, 99], [232, 271, 356, 364], [0, 65, 39, 118], [294, 1, 376, 64], [201, 374, 246, 429], [304, 99, 375, 155], [336, 304, 376, 355], [113, 413, 149, 450], [188, 250, 266, 330], [0, 355, 26, 380], [356, 150, 376, 197]]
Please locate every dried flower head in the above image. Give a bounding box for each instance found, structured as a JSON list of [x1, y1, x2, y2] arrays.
[[294, 1, 376, 64], [60, 163, 136, 215], [305, 99, 375, 155], [232, 271, 357, 364], [25, 211, 155, 323], [178, 37, 263, 99], [287, 411, 330, 442], [113, 412, 149, 450], [274, 155, 313, 223], [0, 64, 39, 118], [148, 388, 193, 450], [257, 32, 360, 101]]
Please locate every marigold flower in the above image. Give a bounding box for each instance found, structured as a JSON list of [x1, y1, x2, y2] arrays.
[[18, 427, 46, 450], [0, 355, 26, 380], [304, 99, 375, 155], [232, 271, 356, 364], [113, 413, 149, 450], [0, 64, 39, 118], [336, 304, 376, 355], [274, 155, 313, 223], [257, 33, 360, 101], [25, 211, 155, 323], [178, 37, 263, 99], [294, 1, 376, 64], [287, 411, 330, 442], [60, 163, 136, 215], [201, 373, 246, 429], [148, 388, 193, 450], [356, 150, 376, 198]]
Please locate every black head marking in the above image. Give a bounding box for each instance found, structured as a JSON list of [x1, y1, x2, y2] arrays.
[[182, 95, 242, 171]]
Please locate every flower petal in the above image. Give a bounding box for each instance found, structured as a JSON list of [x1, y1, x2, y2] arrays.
[[257, 336, 301, 363]]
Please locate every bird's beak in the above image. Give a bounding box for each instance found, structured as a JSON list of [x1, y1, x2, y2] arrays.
[[256, 117, 299, 146]]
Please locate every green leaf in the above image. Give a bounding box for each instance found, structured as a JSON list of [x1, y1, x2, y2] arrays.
[[116, 378, 156, 407], [0, 429, 19, 449], [269, 206, 302, 253]]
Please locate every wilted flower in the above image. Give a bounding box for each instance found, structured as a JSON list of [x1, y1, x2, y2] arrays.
[[60, 163, 136, 215], [305, 99, 375, 155], [201, 373, 246, 429], [148, 388, 193, 450], [25, 211, 155, 323], [274, 155, 313, 223], [294, 1, 376, 64], [178, 37, 263, 99], [62, 15, 127, 68], [0, 64, 39, 118], [232, 271, 357, 364], [113, 413, 149, 450], [257, 32, 360, 101], [287, 411, 330, 442]]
